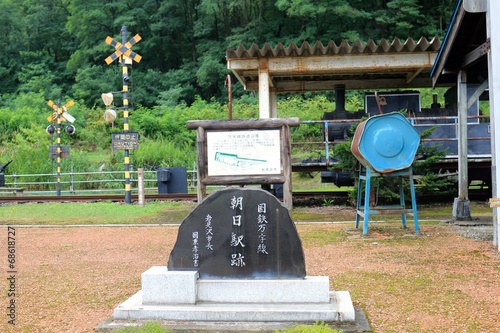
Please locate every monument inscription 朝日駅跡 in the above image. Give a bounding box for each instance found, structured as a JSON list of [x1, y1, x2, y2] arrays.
[[167, 187, 306, 279]]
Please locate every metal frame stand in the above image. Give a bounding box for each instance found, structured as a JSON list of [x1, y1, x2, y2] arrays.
[[355, 166, 420, 235]]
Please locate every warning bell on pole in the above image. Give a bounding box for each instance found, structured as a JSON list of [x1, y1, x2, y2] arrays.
[[104, 109, 117, 123], [101, 93, 114, 106]]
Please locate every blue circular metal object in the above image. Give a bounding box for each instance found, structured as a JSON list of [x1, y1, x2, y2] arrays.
[[351, 112, 420, 173], [374, 128, 404, 157]]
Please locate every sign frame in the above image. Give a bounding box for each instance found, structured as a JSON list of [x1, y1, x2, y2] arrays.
[[206, 129, 282, 176], [186, 118, 300, 209]]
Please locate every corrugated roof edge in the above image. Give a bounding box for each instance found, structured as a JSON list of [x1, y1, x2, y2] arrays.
[[226, 37, 442, 59]]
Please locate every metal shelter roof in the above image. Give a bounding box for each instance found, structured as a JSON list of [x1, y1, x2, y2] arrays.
[[226, 37, 441, 93], [431, 0, 488, 87]]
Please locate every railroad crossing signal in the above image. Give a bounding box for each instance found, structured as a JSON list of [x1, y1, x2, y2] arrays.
[[46, 98, 76, 197], [104, 26, 142, 205], [47, 100, 75, 123], [104, 34, 142, 65]]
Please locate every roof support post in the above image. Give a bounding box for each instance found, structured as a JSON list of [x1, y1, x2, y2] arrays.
[[453, 70, 472, 221], [487, 0, 500, 250], [258, 59, 271, 119]]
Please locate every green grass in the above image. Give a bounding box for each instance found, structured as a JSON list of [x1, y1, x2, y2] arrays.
[[112, 322, 170, 333], [0, 201, 196, 225], [299, 229, 348, 247], [274, 322, 342, 333], [0, 199, 491, 226], [417, 201, 491, 217], [291, 209, 344, 222], [108, 321, 342, 333]]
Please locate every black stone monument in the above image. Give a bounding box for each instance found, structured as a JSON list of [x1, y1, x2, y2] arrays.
[[168, 187, 306, 279]]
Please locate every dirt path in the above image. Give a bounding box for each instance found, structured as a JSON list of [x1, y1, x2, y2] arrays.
[[1, 221, 499, 333]]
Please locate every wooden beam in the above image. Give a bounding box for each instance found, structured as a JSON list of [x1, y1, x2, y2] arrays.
[[406, 67, 424, 84], [243, 77, 434, 92], [462, 38, 490, 68], [228, 53, 436, 75], [187, 118, 300, 130]]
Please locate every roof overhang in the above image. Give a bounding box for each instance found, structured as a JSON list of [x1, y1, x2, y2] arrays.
[[227, 38, 441, 93], [431, 0, 488, 87]]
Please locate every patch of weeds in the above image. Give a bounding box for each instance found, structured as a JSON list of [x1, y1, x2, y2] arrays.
[[274, 321, 342, 333], [375, 235, 427, 246], [468, 249, 489, 258], [300, 229, 347, 247], [443, 272, 480, 284], [291, 212, 336, 222], [382, 274, 434, 296], [112, 321, 170, 333], [418, 219, 441, 225], [418, 201, 491, 219], [322, 198, 335, 206]]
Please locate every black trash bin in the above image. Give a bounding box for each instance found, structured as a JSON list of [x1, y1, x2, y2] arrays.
[[156, 167, 188, 194], [0, 160, 12, 187], [273, 183, 284, 199], [261, 183, 284, 199]]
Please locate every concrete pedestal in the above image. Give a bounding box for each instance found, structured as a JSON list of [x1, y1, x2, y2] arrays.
[[106, 266, 355, 325], [453, 198, 472, 221]]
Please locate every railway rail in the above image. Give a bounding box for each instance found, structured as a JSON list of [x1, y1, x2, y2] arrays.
[[0, 191, 348, 204], [0, 189, 490, 205]]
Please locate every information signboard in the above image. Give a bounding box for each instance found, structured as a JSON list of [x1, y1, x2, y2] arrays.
[[112, 132, 139, 150], [206, 130, 281, 176]]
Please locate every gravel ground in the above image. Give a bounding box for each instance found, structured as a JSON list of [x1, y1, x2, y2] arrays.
[[1, 209, 499, 333]]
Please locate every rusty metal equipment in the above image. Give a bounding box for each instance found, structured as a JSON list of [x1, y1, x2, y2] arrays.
[[351, 112, 420, 235]]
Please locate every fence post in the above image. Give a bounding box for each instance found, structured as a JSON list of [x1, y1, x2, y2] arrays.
[[70, 165, 75, 193], [137, 168, 145, 206]]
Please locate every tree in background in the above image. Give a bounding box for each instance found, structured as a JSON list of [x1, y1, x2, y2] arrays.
[[0, 0, 456, 109]]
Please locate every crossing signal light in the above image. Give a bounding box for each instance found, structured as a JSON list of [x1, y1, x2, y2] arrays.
[[46, 125, 55, 135], [65, 125, 76, 135]]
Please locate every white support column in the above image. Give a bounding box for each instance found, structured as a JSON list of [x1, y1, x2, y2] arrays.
[[487, 0, 500, 250], [258, 60, 271, 119], [453, 70, 472, 220]]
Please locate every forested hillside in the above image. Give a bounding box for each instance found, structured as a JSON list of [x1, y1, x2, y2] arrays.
[[1, 0, 455, 107], [0, 0, 457, 179]]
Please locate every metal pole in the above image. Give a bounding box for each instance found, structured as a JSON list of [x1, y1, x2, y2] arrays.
[[458, 70, 469, 201], [70, 165, 74, 193], [452, 70, 471, 220], [56, 98, 62, 196], [487, 0, 500, 250], [122, 26, 132, 204], [225, 74, 232, 120]]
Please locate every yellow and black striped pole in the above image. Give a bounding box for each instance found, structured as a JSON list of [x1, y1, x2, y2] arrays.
[[121, 26, 132, 204], [47, 99, 75, 196], [56, 98, 62, 196], [104, 26, 142, 204]]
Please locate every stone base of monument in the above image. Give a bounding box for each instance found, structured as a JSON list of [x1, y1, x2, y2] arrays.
[[97, 266, 362, 331]]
